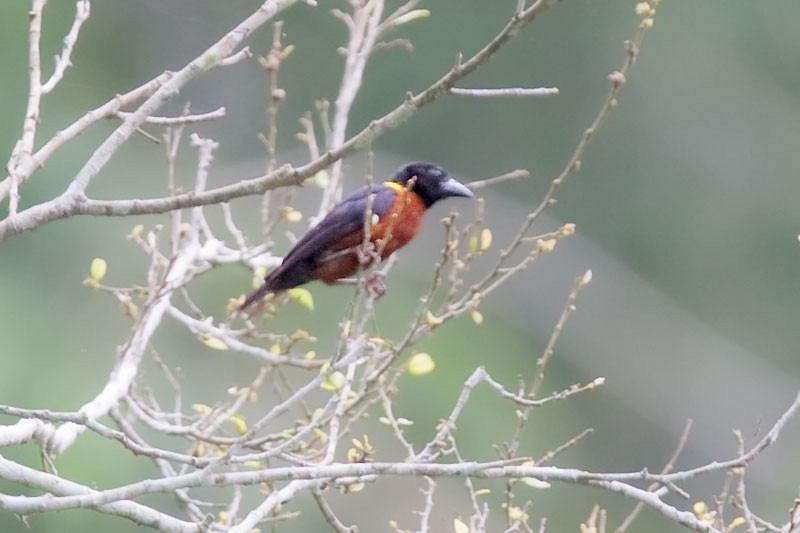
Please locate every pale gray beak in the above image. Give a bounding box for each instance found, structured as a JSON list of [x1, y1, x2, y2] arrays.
[[441, 176, 474, 199]]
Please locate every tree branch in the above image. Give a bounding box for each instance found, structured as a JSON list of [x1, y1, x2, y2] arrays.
[[0, 0, 562, 241], [0, 0, 301, 241]]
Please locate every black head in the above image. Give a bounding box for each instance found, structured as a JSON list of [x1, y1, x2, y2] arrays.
[[390, 162, 474, 208]]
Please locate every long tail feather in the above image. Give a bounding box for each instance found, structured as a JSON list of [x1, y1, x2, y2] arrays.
[[240, 279, 272, 312]]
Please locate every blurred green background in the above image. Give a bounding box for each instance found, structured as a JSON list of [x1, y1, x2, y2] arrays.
[[2, 1, 800, 531]]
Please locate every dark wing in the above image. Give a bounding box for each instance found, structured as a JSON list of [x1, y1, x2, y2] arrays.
[[263, 184, 398, 291]]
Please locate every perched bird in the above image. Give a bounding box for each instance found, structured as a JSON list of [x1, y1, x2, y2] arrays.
[[240, 162, 473, 311]]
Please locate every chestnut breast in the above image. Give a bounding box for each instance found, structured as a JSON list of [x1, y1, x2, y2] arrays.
[[313, 185, 426, 284]]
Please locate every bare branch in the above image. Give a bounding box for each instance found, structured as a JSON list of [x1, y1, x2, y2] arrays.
[[616, 419, 694, 532], [45, 241, 205, 455], [0, 458, 729, 533], [0, 73, 170, 204], [468, 169, 530, 190], [41, 0, 92, 94], [312, 488, 357, 533], [21, 0, 46, 158], [0, 0, 301, 240], [0, 455, 200, 531], [317, 0, 386, 217], [449, 87, 559, 97], [0, 0, 564, 241], [116, 107, 227, 125], [656, 391, 800, 485]]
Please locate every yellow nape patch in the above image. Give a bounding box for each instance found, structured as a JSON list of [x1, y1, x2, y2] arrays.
[[383, 180, 407, 193]]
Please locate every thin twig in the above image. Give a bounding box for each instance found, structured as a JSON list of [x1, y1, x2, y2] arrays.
[[41, 0, 91, 94], [616, 419, 694, 532], [449, 87, 558, 97], [468, 169, 530, 190], [116, 107, 226, 125]]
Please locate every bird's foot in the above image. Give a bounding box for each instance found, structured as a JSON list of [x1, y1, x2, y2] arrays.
[[357, 240, 378, 267], [365, 270, 386, 299]]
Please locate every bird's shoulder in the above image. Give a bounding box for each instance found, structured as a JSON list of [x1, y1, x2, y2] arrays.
[[280, 184, 399, 263], [331, 182, 401, 220]]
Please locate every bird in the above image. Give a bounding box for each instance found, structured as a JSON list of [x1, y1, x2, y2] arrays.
[[240, 162, 473, 312]]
